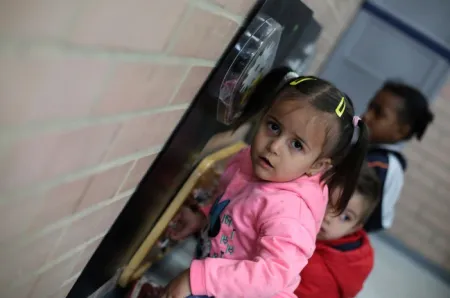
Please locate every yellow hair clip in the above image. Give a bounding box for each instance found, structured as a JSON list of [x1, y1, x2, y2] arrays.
[[335, 96, 346, 117], [289, 77, 316, 86]]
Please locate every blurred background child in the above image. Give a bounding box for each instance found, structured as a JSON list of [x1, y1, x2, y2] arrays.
[[362, 81, 434, 232]]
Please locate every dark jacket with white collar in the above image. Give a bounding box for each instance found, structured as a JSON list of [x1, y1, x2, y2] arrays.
[[365, 144, 407, 232]]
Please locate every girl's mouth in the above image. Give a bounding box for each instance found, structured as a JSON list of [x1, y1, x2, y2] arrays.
[[259, 156, 273, 168]]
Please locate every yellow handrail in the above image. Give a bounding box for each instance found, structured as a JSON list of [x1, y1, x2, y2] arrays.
[[118, 142, 247, 287]]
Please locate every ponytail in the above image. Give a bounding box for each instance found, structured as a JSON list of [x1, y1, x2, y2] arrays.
[[326, 119, 369, 213]]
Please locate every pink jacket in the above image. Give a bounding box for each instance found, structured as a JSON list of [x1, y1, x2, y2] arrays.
[[190, 147, 328, 298]]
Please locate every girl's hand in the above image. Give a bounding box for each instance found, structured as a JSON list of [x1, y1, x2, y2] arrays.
[[167, 206, 207, 241], [162, 270, 192, 298]]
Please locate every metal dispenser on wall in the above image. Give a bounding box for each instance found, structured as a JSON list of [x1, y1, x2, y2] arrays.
[[214, 14, 283, 125], [68, 1, 321, 297]]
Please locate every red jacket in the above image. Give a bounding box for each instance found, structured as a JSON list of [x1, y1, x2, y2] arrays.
[[294, 230, 374, 298]]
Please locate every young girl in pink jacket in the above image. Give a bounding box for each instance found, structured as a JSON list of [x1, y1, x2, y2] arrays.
[[163, 76, 369, 298]]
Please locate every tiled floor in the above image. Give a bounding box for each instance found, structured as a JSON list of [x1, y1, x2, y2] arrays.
[[359, 235, 450, 298]]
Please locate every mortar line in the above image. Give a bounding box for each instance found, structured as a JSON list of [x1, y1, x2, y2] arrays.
[[0, 103, 189, 144], [4, 191, 133, 252], [114, 158, 139, 198], [165, 4, 195, 53], [0, 146, 160, 203], [190, 0, 243, 23], [63, 0, 94, 38], [325, 0, 346, 28], [12, 233, 106, 288], [0, 39, 217, 66], [168, 65, 193, 104]]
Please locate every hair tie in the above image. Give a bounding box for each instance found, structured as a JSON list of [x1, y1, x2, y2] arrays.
[[335, 96, 346, 117], [353, 116, 361, 127], [289, 77, 316, 86]]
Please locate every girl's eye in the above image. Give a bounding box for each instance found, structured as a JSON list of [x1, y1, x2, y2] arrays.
[[340, 214, 352, 222], [268, 122, 280, 134], [370, 103, 382, 117], [291, 140, 303, 150]]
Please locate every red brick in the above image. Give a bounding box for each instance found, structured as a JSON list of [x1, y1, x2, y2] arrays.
[[170, 8, 239, 60], [76, 162, 133, 211], [92, 63, 188, 116], [0, 56, 111, 126], [0, 228, 63, 284], [210, 0, 256, 15], [0, 123, 120, 193], [70, 0, 187, 52], [104, 109, 185, 160], [29, 255, 78, 298], [71, 238, 102, 276], [30, 178, 90, 231], [172, 66, 212, 104], [0, 195, 41, 242], [120, 154, 157, 193], [53, 196, 129, 258], [0, 0, 83, 40]]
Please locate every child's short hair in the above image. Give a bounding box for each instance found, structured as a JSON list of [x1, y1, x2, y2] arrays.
[[381, 81, 434, 140], [355, 163, 381, 224]]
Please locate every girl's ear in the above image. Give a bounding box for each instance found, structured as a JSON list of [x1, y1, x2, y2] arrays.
[[308, 158, 332, 176]]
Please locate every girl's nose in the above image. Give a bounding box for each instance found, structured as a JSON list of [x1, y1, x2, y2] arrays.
[[323, 213, 332, 224], [268, 137, 283, 155]]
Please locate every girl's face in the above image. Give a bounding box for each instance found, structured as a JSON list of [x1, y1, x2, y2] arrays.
[[362, 90, 410, 144], [250, 98, 332, 182]]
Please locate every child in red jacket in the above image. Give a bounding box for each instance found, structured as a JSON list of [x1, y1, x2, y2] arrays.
[[295, 164, 380, 298]]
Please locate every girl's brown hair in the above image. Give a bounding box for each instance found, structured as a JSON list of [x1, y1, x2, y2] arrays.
[[236, 69, 369, 213]]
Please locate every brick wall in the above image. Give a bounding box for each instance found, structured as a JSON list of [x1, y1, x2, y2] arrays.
[[389, 82, 450, 273], [0, 0, 364, 297], [0, 1, 256, 297]]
